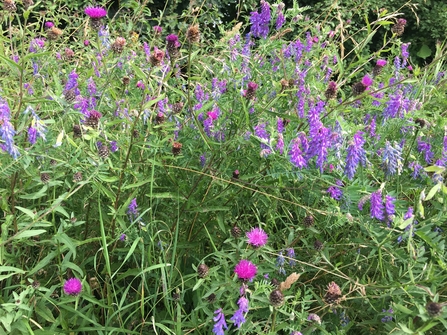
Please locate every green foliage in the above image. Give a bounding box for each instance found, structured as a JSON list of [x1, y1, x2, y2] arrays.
[[1, 0, 447, 334]]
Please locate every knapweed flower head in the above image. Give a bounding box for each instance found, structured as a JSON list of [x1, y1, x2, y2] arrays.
[[166, 34, 181, 59], [246, 227, 268, 247], [244, 81, 258, 100], [63, 278, 82, 296], [45, 21, 54, 28], [84, 6, 107, 18], [213, 309, 228, 335], [153, 25, 162, 35], [307, 313, 321, 324], [234, 259, 257, 281]]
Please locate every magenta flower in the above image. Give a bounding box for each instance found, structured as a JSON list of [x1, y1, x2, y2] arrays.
[[361, 74, 373, 88], [63, 278, 82, 296], [234, 260, 257, 281], [246, 227, 268, 247], [84, 6, 107, 18], [153, 25, 162, 34], [45, 22, 54, 28], [376, 59, 387, 67]]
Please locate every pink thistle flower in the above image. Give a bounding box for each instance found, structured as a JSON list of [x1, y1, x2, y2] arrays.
[[84, 6, 107, 18], [376, 59, 387, 67], [63, 278, 82, 296], [235, 259, 257, 281], [246, 227, 268, 247], [45, 22, 54, 28], [361, 74, 373, 88]]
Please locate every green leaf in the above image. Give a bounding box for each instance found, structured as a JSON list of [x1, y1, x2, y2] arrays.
[[13, 229, 47, 240], [123, 179, 153, 190], [394, 303, 414, 315], [0, 266, 26, 281], [19, 185, 48, 199], [417, 44, 432, 59], [111, 238, 140, 279], [15, 206, 36, 220], [425, 183, 441, 201]]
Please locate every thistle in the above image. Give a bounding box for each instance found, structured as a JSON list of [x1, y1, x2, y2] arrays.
[[391, 18, 407, 36], [324, 281, 342, 304], [269, 289, 284, 307], [40, 173, 51, 184], [84, 6, 107, 30], [186, 24, 200, 44], [111, 37, 126, 54], [324, 81, 337, 100], [172, 141, 182, 156], [197, 264, 209, 278], [47, 27, 63, 40]]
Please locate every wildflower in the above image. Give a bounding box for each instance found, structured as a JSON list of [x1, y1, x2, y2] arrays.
[[291, 332, 303, 335], [391, 18, 406, 36], [275, 3, 285, 30], [111, 37, 126, 53], [382, 141, 403, 177], [307, 313, 321, 324], [289, 134, 308, 169], [197, 264, 209, 278], [234, 260, 257, 281], [25, 106, 46, 144], [47, 26, 63, 40], [186, 24, 200, 44], [247, 227, 268, 247], [172, 141, 182, 156], [0, 97, 20, 158], [166, 34, 181, 59], [73, 172, 82, 182], [29, 38, 45, 53], [85, 6, 107, 30], [231, 225, 243, 238], [381, 308, 394, 322], [3, 0, 16, 12], [325, 281, 342, 304], [385, 195, 396, 223], [250, 0, 271, 39], [232, 169, 240, 179], [344, 131, 366, 180], [352, 75, 373, 95], [314, 240, 324, 251], [98, 26, 111, 49], [287, 248, 296, 267], [63, 278, 82, 296], [383, 90, 410, 119], [149, 46, 164, 67], [370, 190, 385, 221], [269, 289, 284, 307], [119, 234, 126, 241], [373, 59, 387, 76], [244, 81, 258, 100], [324, 81, 337, 100], [230, 296, 249, 328], [327, 184, 343, 200], [153, 25, 162, 35], [339, 310, 350, 326], [303, 215, 314, 227], [213, 309, 228, 335], [276, 252, 286, 275], [127, 198, 139, 221], [417, 138, 434, 164], [426, 302, 443, 317]]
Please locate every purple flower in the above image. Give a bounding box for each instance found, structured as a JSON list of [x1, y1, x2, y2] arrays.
[[287, 248, 296, 267], [289, 134, 308, 168], [25, 106, 46, 144], [166, 34, 181, 48], [381, 308, 394, 322], [119, 233, 126, 241], [385, 195, 396, 224], [401, 43, 410, 61], [327, 184, 343, 200], [250, 0, 271, 38], [213, 309, 228, 335], [234, 260, 257, 281], [84, 6, 107, 18], [0, 98, 20, 159], [344, 131, 366, 180], [275, 3, 285, 30], [230, 297, 249, 328], [376, 59, 387, 67], [29, 38, 45, 53], [276, 251, 286, 274], [383, 90, 410, 119], [153, 25, 162, 34], [45, 22, 54, 28], [361, 74, 373, 88], [417, 138, 434, 164], [246, 227, 268, 247], [382, 141, 403, 177], [110, 141, 118, 152], [370, 190, 385, 221], [63, 278, 82, 296], [404, 207, 413, 220], [64, 70, 80, 96], [127, 198, 139, 221]]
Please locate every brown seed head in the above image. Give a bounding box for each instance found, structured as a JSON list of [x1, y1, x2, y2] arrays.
[[187, 24, 200, 44], [112, 37, 126, 53]]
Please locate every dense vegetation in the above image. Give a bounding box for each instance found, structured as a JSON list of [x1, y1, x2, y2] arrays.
[[1, 0, 447, 334]]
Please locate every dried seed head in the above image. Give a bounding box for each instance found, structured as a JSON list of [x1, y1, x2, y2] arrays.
[[111, 37, 126, 53], [280, 78, 289, 92], [50, 159, 57, 166], [23, 0, 33, 9], [231, 225, 243, 238], [64, 48, 75, 60], [155, 112, 165, 124], [172, 101, 184, 114], [324, 81, 337, 100], [303, 215, 314, 227], [64, 88, 77, 102], [426, 302, 443, 317], [98, 144, 109, 159], [269, 289, 284, 307], [47, 27, 63, 40], [352, 81, 367, 96], [122, 76, 130, 86], [40, 173, 50, 184], [132, 129, 139, 138], [3, 0, 16, 12], [73, 124, 82, 138], [73, 172, 83, 182], [314, 240, 323, 251], [206, 293, 216, 303], [197, 264, 209, 278], [172, 142, 182, 156], [391, 19, 406, 36], [149, 48, 165, 67], [324, 281, 342, 304], [186, 24, 200, 44]]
